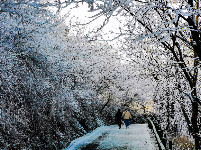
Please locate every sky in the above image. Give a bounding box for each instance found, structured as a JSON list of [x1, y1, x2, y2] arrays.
[[58, 2, 125, 44]]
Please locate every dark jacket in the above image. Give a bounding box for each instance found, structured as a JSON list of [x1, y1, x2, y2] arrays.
[[115, 111, 122, 121]]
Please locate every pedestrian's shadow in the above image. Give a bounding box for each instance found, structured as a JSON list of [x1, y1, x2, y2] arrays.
[[80, 132, 108, 150], [81, 143, 99, 150]]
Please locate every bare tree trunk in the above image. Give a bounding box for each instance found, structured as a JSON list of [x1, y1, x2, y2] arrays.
[[192, 100, 200, 149], [100, 98, 111, 113]]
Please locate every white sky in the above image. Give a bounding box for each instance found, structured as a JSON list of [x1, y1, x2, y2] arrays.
[[59, 2, 124, 43]]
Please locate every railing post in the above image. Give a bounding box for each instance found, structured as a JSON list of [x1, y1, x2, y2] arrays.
[[169, 140, 172, 150], [162, 133, 167, 148], [158, 130, 163, 139], [162, 137, 167, 148], [147, 118, 166, 150]]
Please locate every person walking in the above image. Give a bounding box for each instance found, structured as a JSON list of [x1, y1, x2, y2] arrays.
[[123, 109, 131, 129], [115, 109, 122, 129]]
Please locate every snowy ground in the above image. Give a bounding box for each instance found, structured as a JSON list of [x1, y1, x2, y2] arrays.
[[65, 124, 159, 150]]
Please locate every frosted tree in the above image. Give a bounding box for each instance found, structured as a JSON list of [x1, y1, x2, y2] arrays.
[[1, 0, 200, 148], [0, 0, 117, 148], [59, 0, 201, 147], [1, 1, 145, 148]]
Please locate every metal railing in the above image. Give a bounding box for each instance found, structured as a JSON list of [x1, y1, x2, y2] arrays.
[[147, 117, 172, 150]]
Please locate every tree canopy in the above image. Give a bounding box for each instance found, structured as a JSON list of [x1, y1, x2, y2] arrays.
[[0, 0, 201, 149]]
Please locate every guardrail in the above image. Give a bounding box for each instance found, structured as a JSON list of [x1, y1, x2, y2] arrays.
[[147, 118, 172, 150]]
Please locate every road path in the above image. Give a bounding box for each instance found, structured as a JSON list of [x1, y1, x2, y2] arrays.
[[65, 124, 159, 150]]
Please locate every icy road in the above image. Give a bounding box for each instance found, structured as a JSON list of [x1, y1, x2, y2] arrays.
[[65, 124, 159, 150]]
